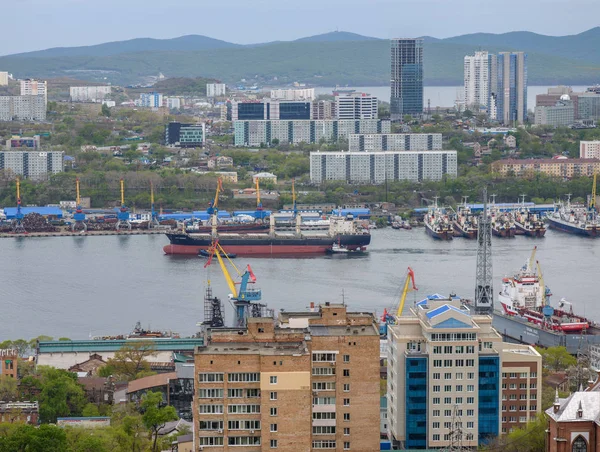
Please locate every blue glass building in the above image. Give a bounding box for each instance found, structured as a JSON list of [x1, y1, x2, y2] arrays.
[[497, 52, 528, 124], [390, 39, 424, 119]]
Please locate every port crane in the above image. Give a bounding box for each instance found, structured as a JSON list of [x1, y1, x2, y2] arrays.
[[380, 267, 418, 333], [115, 178, 131, 231], [254, 178, 268, 220], [13, 177, 25, 233], [292, 179, 297, 217], [149, 181, 160, 228], [72, 178, 87, 232], [204, 240, 267, 328]]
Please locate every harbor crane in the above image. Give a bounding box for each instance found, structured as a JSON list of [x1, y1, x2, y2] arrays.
[[115, 178, 131, 231], [149, 181, 160, 228], [204, 240, 267, 328], [292, 179, 298, 217], [72, 178, 87, 232], [380, 267, 418, 334], [207, 177, 223, 216], [12, 177, 25, 233], [254, 178, 268, 221]]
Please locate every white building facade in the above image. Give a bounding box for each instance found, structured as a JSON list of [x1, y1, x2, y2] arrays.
[[336, 93, 378, 119], [0, 150, 64, 180], [69, 86, 112, 102], [349, 133, 443, 152], [138, 93, 163, 108], [206, 83, 226, 97], [580, 140, 600, 159], [234, 119, 390, 146], [20, 79, 47, 104], [270, 88, 315, 101], [0, 96, 46, 121], [464, 51, 497, 112], [0, 72, 8, 86], [310, 150, 457, 184]]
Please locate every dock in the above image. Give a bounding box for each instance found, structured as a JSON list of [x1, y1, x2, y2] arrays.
[[0, 230, 169, 238]]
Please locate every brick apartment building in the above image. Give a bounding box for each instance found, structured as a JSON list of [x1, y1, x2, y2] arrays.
[[193, 303, 380, 451], [492, 158, 600, 178], [0, 349, 18, 379]]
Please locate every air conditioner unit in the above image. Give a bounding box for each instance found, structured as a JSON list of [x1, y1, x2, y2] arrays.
[[250, 430, 255, 434], [218, 429, 223, 433]]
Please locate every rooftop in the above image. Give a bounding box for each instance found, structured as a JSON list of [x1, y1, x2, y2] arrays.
[[546, 392, 600, 422], [495, 158, 600, 165], [198, 341, 308, 356], [38, 338, 204, 354]]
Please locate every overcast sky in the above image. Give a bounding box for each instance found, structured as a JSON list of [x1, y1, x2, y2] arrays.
[[2, 0, 598, 55]]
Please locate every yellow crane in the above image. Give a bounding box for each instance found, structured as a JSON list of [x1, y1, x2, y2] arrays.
[[381, 267, 418, 324], [528, 246, 537, 272], [76, 178, 81, 207], [591, 173, 597, 210], [13, 177, 25, 232], [536, 260, 546, 305]]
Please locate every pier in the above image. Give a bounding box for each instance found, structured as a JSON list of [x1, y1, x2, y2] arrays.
[[0, 229, 169, 238]]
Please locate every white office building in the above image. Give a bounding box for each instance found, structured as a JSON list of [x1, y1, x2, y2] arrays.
[[0, 150, 63, 180], [139, 93, 163, 108], [534, 99, 575, 127], [336, 93, 378, 119], [69, 86, 112, 102], [464, 51, 497, 112], [0, 96, 46, 121], [309, 150, 457, 184], [206, 83, 226, 98], [270, 88, 315, 101], [0, 72, 8, 86], [234, 119, 391, 146], [20, 79, 47, 105], [349, 133, 443, 152]]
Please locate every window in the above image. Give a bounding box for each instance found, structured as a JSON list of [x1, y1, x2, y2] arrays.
[[530, 383, 537, 389], [444, 385, 452, 392], [312, 353, 336, 362], [198, 389, 223, 398], [444, 409, 452, 417], [456, 372, 463, 380], [433, 434, 440, 441], [313, 367, 336, 376], [270, 407, 277, 416], [343, 399, 350, 406], [270, 439, 278, 448], [444, 397, 451, 404], [455, 346, 464, 353], [433, 360, 442, 367], [444, 346, 453, 354], [433, 346, 442, 354], [509, 383, 516, 389], [483, 342, 493, 349], [228, 373, 260, 382], [343, 369, 350, 377], [455, 359, 464, 367], [228, 389, 243, 398], [530, 405, 537, 411], [467, 385, 474, 392], [467, 397, 474, 404], [344, 428, 350, 435], [509, 394, 517, 400], [343, 413, 350, 421], [572, 435, 588, 452], [228, 437, 261, 446], [467, 372, 474, 379], [228, 405, 260, 414], [246, 389, 260, 398], [433, 373, 441, 380], [313, 426, 336, 435], [443, 360, 452, 367], [433, 398, 440, 405], [433, 422, 440, 429], [456, 397, 463, 404], [312, 440, 337, 449], [530, 394, 537, 400], [313, 412, 336, 420], [509, 405, 516, 412], [228, 420, 260, 430], [198, 437, 224, 446], [344, 442, 350, 450], [198, 405, 224, 414], [509, 372, 517, 378], [530, 372, 537, 378], [199, 373, 224, 383], [467, 421, 474, 428], [433, 410, 440, 416], [520, 394, 527, 400], [343, 384, 350, 392], [466, 359, 475, 366], [270, 423, 277, 432], [456, 385, 463, 392], [433, 385, 440, 393], [270, 376, 278, 384], [313, 397, 336, 405], [520, 405, 527, 411], [269, 391, 277, 400], [444, 422, 451, 429], [519, 383, 527, 389], [467, 409, 474, 416], [520, 372, 528, 378], [343, 355, 350, 363], [466, 346, 475, 353], [199, 420, 223, 430]]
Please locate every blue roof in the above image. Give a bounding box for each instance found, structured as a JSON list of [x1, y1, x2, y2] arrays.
[[38, 338, 204, 353], [158, 211, 232, 221], [417, 293, 449, 306], [4, 206, 63, 219], [332, 208, 370, 216], [425, 304, 470, 320], [434, 318, 472, 329]]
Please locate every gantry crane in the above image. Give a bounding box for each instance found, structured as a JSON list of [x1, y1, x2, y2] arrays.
[[149, 181, 160, 228], [380, 267, 418, 334], [72, 178, 87, 232], [204, 240, 266, 328], [115, 178, 131, 231], [12, 177, 25, 233]]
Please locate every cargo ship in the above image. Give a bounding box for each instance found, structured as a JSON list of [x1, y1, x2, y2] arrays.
[[491, 247, 600, 354], [163, 215, 370, 255], [545, 195, 599, 237]]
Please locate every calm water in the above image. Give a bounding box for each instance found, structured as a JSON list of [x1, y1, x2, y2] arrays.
[[314, 86, 589, 110], [1, 229, 599, 340]]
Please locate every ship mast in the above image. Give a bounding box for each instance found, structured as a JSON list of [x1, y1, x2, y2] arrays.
[[474, 187, 493, 314]]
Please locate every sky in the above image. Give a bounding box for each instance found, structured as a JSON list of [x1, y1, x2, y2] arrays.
[[2, 0, 599, 56]]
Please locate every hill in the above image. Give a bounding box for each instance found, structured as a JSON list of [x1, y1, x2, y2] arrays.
[[1, 29, 599, 87]]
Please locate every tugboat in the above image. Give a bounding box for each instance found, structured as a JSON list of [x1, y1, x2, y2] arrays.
[[452, 198, 478, 239], [424, 199, 453, 240], [492, 247, 600, 353], [546, 177, 600, 237]]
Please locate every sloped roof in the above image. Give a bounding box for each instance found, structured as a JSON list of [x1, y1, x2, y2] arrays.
[[546, 392, 600, 422]]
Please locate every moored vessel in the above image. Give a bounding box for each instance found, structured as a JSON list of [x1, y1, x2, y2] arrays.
[[452, 199, 478, 239], [424, 200, 453, 240], [545, 192, 599, 237]]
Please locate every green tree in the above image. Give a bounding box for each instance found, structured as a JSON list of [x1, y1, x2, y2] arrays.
[[140, 391, 177, 452], [0, 376, 18, 401], [101, 104, 111, 117], [104, 340, 157, 381], [34, 367, 87, 423], [82, 403, 100, 417], [0, 424, 67, 452], [537, 346, 577, 372]]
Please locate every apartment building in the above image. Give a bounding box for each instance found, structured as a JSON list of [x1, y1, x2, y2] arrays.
[[193, 303, 380, 451], [139, 92, 163, 108], [270, 88, 315, 101], [207, 83, 227, 98], [165, 122, 205, 147], [312, 100, 337, 120], [310, 150, 457, 184], [387, 294, 541, 449], [579, 141, 600, 159], [534, 99, 575, 127], [0, 96, 46, 121], [390, 38, 424, 119], [336, 93, 378, 120], [348, 133, 442, 152], [69, 86, 112, 102], [0, 150, 64, 180], [20, 79, 47, 105], [464, 51, 497, 112], [0, 349, 18, 379], [231, 100, 312, 121], [0, 72, 8, 86], [491, 158, 600, 178], [497, 52, 528, 125], [233, 119, 391, 147]]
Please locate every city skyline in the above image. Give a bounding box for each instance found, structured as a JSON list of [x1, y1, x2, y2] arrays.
[[1, 0, 599, 56]]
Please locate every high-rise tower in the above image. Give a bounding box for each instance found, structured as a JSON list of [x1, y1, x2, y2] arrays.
[[475, 188, 493, 314], [390, 38, 424, 120], [464, 51, 497, 114], [497, 52, 528, 124]]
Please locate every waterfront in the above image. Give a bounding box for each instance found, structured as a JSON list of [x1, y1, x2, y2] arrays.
[[2, 229, 599, 340]]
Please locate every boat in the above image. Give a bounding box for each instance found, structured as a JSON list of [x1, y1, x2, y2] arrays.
[[199, 249, 237, 259], [424, 200, 453, 240], [545, 192, 599, 237], [492, 247, 600, 353], [452, 199, 478, 239], [93, 321, 180, 340], [490, 208, 516, 237], [326, 243, 351, 254], [513, 209, 546, 237], [163, 215, 371, 256]]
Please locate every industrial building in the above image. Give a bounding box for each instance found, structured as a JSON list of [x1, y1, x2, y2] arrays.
[[3, 206, 63, 219], [336, 92, 378, 120], [0, 150, 63, 180], [310, 150, 457, 184], [234, 119, 391, 146], [165, 122, 206, 147], [69, 86, 112, 102], [386, 294, 541, 449], [193, 303, 380, 450], [348, 133, 443, 152]]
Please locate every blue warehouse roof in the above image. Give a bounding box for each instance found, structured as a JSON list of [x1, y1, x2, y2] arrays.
[[4, 206, 63, 219], [38, 338, 204, 354]]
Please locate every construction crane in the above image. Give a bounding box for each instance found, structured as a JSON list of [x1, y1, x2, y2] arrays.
[[115, 178, 131, 231], [380, 267, 417, 333], [72, 178, 87, 232], [13, 177, 25, 233], [292, 179, 298, 217], [149, 181, 159, 228], [204, 240, 265, 328], [537, 260, 555, 329], [207, 177, 223, 216]]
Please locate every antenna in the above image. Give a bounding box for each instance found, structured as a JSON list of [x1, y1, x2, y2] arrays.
[[474, 187, 493, 314]]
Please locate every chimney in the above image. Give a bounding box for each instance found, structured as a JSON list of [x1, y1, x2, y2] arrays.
[[553, 388, 561, 413]]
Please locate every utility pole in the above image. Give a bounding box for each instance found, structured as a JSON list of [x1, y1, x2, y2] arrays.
[[474, 187, 493, 314]]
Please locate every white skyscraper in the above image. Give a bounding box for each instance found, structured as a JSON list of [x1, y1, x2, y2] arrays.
[[464, 51, 497, 113]]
